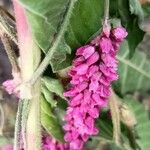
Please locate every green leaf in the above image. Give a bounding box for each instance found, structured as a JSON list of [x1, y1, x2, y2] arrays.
[[123, 97, 150, 150], [113, 40, 150, 95], [41, 95, 54, 118], [41, 96, 64, 142], [117, 0, 145, 57], [18, 0, 104, 71], [142, 3, 150, 17], [42, 77, 66, 100], [41, 86, 57, 108], [129, 0, 144, 21]]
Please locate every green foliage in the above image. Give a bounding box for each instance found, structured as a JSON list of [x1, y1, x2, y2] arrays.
[[19, 0, 145, 72], [142, 3, 150, 17], [123, 97, 150, 150], [41, 95, 64, 142], [117, 0, 145, 57], [41, 77, 67, 141], [114, 40, 150, 95], [42, 77, 66, 100], [18, 0, 104, 71], [129, 0, 144, 21]]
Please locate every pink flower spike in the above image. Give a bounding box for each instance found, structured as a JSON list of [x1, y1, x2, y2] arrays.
[[63, 26, 127, 149]]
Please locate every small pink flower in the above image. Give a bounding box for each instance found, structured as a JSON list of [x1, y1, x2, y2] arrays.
[[74, 64, 89, 75], [42, 134, 69, 150], [86, 52, 99, 65], [76, 45, 95, 59], [99, 37, 113, 53], [112, 27, 128, 41], [1, 145, 13, 150]]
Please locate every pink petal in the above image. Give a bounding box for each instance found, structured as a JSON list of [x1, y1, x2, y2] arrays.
[[73, 56, 85, 66], [99, 37, 113, 53], [87, 65, 99, 78], [88, 107, 99, 118], [76, 45, 95, 59], [75, 64, 89, 75], [112, 27, 128, 41], [86, 52, 99, 66]]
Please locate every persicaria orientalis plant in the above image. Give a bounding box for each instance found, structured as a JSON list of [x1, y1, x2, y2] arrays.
[[2, 0, 150, 150]]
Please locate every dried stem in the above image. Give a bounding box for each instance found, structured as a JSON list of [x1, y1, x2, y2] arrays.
[[109, 89, 121, 146], [0, 7, 17, 44], [0, 104, 4, 135], [0, 33, 20, 73]]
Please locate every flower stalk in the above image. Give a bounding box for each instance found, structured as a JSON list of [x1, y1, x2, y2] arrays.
[[12, 0, 41, 149]]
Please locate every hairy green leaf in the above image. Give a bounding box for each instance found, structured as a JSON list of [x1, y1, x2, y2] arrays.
[[41, 96, 64, 142], [114, 40, 150, 95], [41, 85, 57, 108], [42, 77, 66, 100], [142, 3, 150, 17], [129, 0, 144, 21], [117, 0, 145, 57]]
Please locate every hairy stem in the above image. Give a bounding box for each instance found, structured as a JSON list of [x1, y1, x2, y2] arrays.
[[29, 0, 77, 85], [109, 89, 121, 145], [14, 100, 23, 150], [0, 33, 20, 73], [0, 104, 4, 135], [13, 0, 41, 149], [0, 7, 17, 44], [21, 99, 30, 150]]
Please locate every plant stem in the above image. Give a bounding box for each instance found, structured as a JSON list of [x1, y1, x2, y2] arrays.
[[21, 99, 30, 150], [109, 89, 121, 146], [13, 0, 41, 149], [0, 7, 17, 44], [29, 0, 77, 85], [103, 0, 110, 28], [0, 104, 4, 135], [0, 33, 20, 73], [14, 100, 23, 150]]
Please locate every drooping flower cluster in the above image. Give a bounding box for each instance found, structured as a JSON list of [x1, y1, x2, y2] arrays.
[[63, 26, 127, 149], [42, 134, 69, 150]]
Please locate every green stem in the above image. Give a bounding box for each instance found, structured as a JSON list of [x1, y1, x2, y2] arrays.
[[29, 0, 77, 85], [103, 0, 110, 27], [21, 99, 30, 149], [0, 104, 4, 135]]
